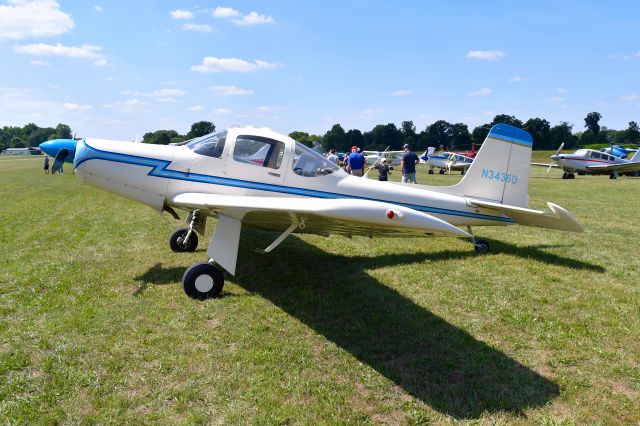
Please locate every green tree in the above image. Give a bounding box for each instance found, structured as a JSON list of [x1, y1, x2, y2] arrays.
[[523, 118, 551, 149], [471, 124, 491, 145], [322, 124, 347, 151], [400, 120, 417, 147], [624, 121, 639, 144], [549, 122, 577, 149], [422, 120, 453, 149], [143, 130, 182, 145], [491, 114, 523, 128], [450, 123, 472, 150], [54, 123, 72, 139], [187, 121, 215, 139], [584, 112, 602, 136], [345, 129, 364, 151]]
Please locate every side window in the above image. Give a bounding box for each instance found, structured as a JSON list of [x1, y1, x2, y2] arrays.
[[188, 131, 226, 158], [233, 135, 285, 169], [590, 151, 601, 159]]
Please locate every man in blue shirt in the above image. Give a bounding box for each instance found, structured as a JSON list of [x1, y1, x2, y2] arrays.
[[401, 144, 419, 184], [347, 145, 365, 177]]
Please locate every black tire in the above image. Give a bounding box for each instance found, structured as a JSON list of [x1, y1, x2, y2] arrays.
[[474, 239, 490, 254], [609, 173, 617, 180], [428, 169, 434, 174], [169, 228, 198, 252], [569, 173, 575, 179], [562, 172, 568, 179], [182, 262, 224, 300], [439, 169, 445, 174]]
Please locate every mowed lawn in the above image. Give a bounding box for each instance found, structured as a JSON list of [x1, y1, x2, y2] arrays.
[[1, 153, 638, 424]]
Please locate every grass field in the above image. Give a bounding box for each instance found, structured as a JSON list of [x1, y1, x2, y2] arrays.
[[1, 153, 639, 424]]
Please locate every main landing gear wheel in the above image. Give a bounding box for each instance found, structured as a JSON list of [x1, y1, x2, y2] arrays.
[[609, 173, 618, 180], [169, 228, 198, 252], [182, 262, 224, 299], [439, 169, 445, 174], [474, 239, 490, 254], [428, 169, 434, 174]]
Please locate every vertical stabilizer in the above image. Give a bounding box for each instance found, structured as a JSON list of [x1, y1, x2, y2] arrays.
[[449, 124, 533, 207]]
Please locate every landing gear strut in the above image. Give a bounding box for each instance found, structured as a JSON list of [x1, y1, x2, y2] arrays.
[[169, 210, 206, 252], [467, 227, 490, 254]]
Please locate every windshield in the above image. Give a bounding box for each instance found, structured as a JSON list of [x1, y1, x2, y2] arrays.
[[187, 131, 227, 158], [292, 142, 342, 177], [574, 149, 588, 157]]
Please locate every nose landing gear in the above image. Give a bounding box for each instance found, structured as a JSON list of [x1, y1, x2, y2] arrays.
[[169, 210, 206, 252]]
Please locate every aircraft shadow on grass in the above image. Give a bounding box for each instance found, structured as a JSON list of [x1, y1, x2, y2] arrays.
[[135, 231, 604, 419]]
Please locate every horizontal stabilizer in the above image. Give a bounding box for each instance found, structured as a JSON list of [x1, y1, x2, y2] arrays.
[[586, 161, 640, 173], [469, 199, 583, 233]]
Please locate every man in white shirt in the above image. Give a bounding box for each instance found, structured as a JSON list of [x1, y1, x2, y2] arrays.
[[326, 149, 339, 164]]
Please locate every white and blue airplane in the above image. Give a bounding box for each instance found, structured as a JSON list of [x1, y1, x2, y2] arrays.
[[423, 151, 474, 175], [72, 124, 582, 299]]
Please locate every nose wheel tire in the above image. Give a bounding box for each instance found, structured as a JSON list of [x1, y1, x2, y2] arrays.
[[182, 262, 224, 299], [439, 169, 445, 174], [428, 169, 434, 174], [169, 228, 198, 252], [474, 239, 490, 254]]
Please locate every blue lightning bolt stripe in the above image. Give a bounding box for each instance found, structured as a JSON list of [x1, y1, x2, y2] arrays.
[[74, 141, 513, 223]]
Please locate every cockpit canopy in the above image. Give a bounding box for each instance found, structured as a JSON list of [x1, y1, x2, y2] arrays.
[[186, 131, 227, 158], [292, 141, 342, 177]]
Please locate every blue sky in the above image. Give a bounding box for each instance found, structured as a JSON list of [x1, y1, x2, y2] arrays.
[[1, 0, 639, 140]]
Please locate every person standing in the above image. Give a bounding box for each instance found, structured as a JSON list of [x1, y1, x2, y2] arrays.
[[374, 162, 392, 181], [43, 156, 50, 174], [326, 149, 339, 164], [346, 146, 365, 177], [401, 144, 419, 184]]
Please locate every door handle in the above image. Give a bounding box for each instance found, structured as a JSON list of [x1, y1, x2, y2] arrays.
[[268, 172, 281, 177]]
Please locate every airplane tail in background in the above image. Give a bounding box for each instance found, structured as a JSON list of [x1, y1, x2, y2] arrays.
[[448, 124, 533, 208], [629, 148, 640, 162]]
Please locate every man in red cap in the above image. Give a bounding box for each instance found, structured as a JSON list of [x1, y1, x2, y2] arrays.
[[346, 145, 365, 177]]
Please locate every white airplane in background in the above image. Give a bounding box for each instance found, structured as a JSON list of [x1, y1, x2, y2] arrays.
[[72, 124, 582, 300], [425, 152, 474, 175], [533, 143, 640, 179], [363, 148, 431, 167]]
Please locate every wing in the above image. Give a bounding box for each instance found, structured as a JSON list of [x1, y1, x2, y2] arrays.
[[170, 193, 471, 239], [586, 161, 640, 173], [531, 162, 559, 168]]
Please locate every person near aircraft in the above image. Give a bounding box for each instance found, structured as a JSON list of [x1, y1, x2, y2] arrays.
[[401, 144, 420, 184], [347, 146, 365, 177], [374, 163, 392, 181], [43, 156, 49, 174], [326, 149, 339, 164]]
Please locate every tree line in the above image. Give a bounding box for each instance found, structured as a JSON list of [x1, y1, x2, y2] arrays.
[[3, 112, 638, 154], [0, 123, 72, 152]]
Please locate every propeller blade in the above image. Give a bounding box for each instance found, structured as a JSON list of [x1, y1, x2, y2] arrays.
[[554, 142, 565, 157], [51, 148, 68, 174], [546, 163, 553, 174]]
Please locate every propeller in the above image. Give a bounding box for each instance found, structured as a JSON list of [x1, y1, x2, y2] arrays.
[[51, 148, 69, 174], [548, 142, 564, 173]]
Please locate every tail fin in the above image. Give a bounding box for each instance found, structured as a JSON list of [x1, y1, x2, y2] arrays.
[[448, 124, 532, 207], [630, 148, 640, 162]]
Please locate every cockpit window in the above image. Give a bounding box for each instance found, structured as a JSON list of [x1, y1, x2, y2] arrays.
[[590, 151, 601, 159], [292, 142, 341, 177], [233, 135, 285, 169], [574, 149, 588, 156], [187, 131, 226, 158]]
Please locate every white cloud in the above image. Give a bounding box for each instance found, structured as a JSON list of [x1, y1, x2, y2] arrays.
[[466, 50, 505, 60], [121, 88, 187, 99], [0, 0, 74, 40], [256, 105, 278, 112], [556, 87, 566, 93], [14, 42, 107, 66], [183, 23, 212, 33], [391, 90, 413, 97], [61, 102, 92, 111], [549, 96, 564, 102], [232, 11, 275, 26], [191, 57, 278, 73], [619, 93, 639, 101], [508, 76, 525, 83], [30, 59, 49, 66], [213, 108, 232, 115], [213, 7, 241, 18], [94, 5, 102, 13], [636, 51, 640, 57], [210, 85, 253, 96], [170, 9, 193, 19], [467, 88, 492, 96], [359, 108, 383, 117], [156, 98, 178, 103], [187, 105, 204, 111]]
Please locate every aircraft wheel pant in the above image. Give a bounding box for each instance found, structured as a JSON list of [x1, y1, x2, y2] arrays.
[[182, 262, 224, 299], [474, 239, 490, 254], [169, 228, 199, 252]]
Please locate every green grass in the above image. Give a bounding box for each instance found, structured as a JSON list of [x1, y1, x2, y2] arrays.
[[1, 154, 638, 424]]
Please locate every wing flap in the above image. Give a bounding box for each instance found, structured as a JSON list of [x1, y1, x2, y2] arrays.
[[469, 199, 583, 233], [171, 193, 471, 238]]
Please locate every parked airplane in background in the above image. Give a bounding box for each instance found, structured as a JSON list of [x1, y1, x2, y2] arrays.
[[600, 144, 638, 159], [423, 151, 474, 175], [533, 143, 640, 179], [39, 139, 77, 174], [363, 149, 403, 166], [71, 124, 582, 300]]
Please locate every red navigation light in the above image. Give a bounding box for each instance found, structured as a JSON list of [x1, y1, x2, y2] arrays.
[[386, 210, 395, 219]]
